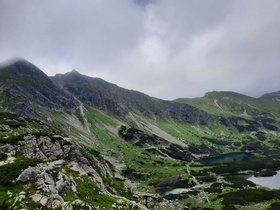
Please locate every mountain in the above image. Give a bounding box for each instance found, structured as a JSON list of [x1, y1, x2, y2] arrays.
[[51, 70, 214, 125], [260, 91, 280, 103], [175, 91, 280, 117], [0, 58, 280, 210], [0, 58, 77, 112]]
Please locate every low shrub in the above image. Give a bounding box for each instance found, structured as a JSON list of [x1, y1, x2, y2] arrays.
[[219, 189, 280, 205], [0, 156, 41, 186], [0, 153, 7, 161]]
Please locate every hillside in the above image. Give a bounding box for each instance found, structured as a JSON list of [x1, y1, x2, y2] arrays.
[[0, 59, 280, 210], [175, 91, 280, 117], [260, 91, 280, 103], [51, 70, 214, 125]]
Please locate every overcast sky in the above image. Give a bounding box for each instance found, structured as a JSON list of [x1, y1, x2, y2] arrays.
[[0, 0, 279, 99]]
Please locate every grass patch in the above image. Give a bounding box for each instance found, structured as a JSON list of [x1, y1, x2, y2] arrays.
[[0, 154, 41, 186], [63, 175, 119, 209]]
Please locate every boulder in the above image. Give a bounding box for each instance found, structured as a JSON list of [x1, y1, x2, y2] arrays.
[[62, 202, 73, 210], [44, 173, 55, 185], [17, 166, 41, 182]]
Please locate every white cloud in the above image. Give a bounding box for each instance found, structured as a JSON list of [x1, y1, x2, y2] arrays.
[[0, 0, 279, 99]]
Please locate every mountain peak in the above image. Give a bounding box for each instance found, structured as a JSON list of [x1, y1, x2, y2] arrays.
[[71, 69, 80, 74], [0, 57, 43, 77], [0, 58, 77, 111], [0, 57, 31, 67]]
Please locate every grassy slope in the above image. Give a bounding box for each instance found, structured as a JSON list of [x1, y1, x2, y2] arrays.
[[175, 91, 280, 118]]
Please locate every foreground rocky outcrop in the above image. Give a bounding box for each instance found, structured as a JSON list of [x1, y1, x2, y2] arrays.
[[0, 133, 164, 209]]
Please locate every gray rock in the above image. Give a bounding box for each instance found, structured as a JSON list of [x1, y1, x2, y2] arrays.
[[48, 184, 58, 194], [44, 173, 55, 185], [31, 193, 43, 203], [56, 180, 68, 194], [132, 204, 141, 210], [40, 196, 49, 206], [17, 167, 41, 182], [47, 194, 64, 209], [146, 197, 155, 209], [62, 202, 73, 210]]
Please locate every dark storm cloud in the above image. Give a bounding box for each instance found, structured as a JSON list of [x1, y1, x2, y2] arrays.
[[0, 0, 279, 99]]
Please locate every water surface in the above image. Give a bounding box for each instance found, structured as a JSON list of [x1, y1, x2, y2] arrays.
[[247, 170, 280, 188], [164, 188, 191, 195]]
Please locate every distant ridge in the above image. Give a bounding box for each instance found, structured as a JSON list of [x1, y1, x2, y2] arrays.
[[260, 91, 280, 103]]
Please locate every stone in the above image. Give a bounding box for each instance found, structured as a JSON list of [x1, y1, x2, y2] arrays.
[[19, 191, 26, 195], [146, 197, 155, 208], [62, 202, 73, 210], [50, 199, 62, 209], [17, 194, 25, 202], [44, 173, 55, 185], [7, 191, 13, 198], [48, 194, 64, 209], [17, 166, 41, 182], [48, 184, 59, 194], [56, 180, 68, 194], [31, 193, 48, 206], [31, 193, 43, 203], [132, 204, 141, 210], [39, 196, 48, 206]]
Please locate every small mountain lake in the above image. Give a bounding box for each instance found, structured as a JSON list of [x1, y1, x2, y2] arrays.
[[164, 188, 191, 195], [247, 170, 280, 188]]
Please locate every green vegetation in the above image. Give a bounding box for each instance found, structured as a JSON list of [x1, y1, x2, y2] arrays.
[[210, 157, 280, 174], [0, 152, 8, 161], [103, 177, 133, 199], [220, 189, 280, 206], [0, 153, 41, 209], [0, 154, 41, 186], [1, 59, 280, 209], [175, 91, 280, 117], [40, 98, 280, 209], [63, 174, 123, 209]]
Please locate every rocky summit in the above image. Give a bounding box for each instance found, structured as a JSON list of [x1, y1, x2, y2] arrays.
[[0, 59, 280, 210]]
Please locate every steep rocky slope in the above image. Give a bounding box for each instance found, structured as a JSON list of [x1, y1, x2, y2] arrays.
[[51, 70, 214, 125], [0, 59, 77, 115]]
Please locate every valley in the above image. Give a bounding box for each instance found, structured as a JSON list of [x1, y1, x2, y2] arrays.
[[0, 59, 280, 210]]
